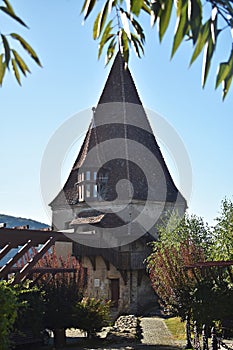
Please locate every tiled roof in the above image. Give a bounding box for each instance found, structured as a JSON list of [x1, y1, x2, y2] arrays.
[[69, 209, 126, 229], [50, 52, 186, 209], [70, 214, 104, 225], [98, 52, 142, 105]]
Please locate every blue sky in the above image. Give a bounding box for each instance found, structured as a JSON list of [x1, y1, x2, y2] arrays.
[[0, 0, 233, 226]]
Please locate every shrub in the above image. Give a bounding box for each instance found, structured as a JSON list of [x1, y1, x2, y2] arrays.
[[75, 297, 111, 338], [13, 282, 45, 338], [0, 281, 18, 349]]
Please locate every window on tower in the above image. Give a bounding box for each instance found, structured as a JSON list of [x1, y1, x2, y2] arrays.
[[77, 170, 99, 201], [86, 184, 91, 198]]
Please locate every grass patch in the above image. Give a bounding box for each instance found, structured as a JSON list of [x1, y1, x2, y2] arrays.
[[165, 317, 186, 341]]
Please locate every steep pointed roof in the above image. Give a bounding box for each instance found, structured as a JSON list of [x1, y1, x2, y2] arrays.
[[50, 52, 186, 209], [98, 52, 142, 105]]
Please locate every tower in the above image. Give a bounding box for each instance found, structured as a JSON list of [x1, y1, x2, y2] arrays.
[[50, 53, 186, 313]]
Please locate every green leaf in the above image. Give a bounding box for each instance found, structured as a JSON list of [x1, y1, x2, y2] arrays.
[[151, 0, 161, 27], [12, 58, 21, 85], [93, 0, 109, 39], [119, 29, 129, 66], [171, 1, 189, 57], [3, 0, 14, 13], [131, 33, 144, 57], [188, 0, 202, 44], [131, 0, 144, 16], [122, 10, 145, 43], [216, 49, 233, 98], [0, 54, 6, 85], [0, 6, 28, 27], [202, 36, 215, 87], [223, 74, 233, 100], [142, 1, 150, 15], [176, 0, 184, 17], [189, 20, 210, 65], [159, 0, 173, 42], [216, 63, 231, 89], [81, 0, 97, 20], [93, 12, 101, 39], [216, 50, 233, 89], [120, 8, 131, 39], [98, 20, 114, 58], [10, 33, 42, 67], [12, 49, 31, 76], [108, 0, 117, 13], [210, 6, 217, 45], [98, 33, 115, 59], [1, 34, 11, 67], [105, 37, 116, 65], [131, 17, 145, 43]]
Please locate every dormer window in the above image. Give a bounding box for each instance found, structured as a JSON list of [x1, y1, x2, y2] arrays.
[[86, 184, 91, 198], [79, 184, 84, 202], [78, 172, 84, 183], [86, 171, 91, 181], [93, 184, 98, 198], [97, 170, 109, 200], [77, 170, 99, 201]]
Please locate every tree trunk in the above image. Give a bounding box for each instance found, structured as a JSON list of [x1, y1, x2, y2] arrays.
[[53, 328, 66, 348]]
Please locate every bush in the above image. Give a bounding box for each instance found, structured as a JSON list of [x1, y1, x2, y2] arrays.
[[75, 297, 111, 338], [13, 282, 45, 338], [191, 279, 233, 329], [147, 205, 233, 328], [0, 281, 18, 349], [17, 247, 87, 348]]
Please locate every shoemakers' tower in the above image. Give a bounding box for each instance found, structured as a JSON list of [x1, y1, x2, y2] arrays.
[[50, 52, 186, 314]]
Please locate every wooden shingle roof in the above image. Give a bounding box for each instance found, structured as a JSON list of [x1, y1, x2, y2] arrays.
[[51, 52, 186, 209]]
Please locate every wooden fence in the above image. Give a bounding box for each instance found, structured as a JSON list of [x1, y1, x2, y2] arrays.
[[184, 317, 233, 350]]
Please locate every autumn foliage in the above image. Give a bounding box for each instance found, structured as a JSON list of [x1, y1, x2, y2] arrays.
[[147, 238, 205, 319], [147, 205, 233, 327]]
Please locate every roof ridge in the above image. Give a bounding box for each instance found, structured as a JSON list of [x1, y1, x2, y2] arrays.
[[98, 51, 142, 105]]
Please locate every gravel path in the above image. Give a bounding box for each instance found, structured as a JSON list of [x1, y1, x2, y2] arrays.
[[140, 317, 176, 346], [61, 316, 182, 349]]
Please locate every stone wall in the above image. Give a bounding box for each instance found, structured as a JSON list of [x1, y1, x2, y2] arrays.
[[81, 255, 130, 313], [54, 241, 158, 314], [81, 255, 157, 315]]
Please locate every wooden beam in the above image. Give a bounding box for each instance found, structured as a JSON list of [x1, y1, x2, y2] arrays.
[[9, 267, 77, 274], [13, 237, 55, 284], [102, 257, 110, 271], [88, 256, 96, 271], [0, 240, 33, 278], [0, 228, 72, 247], [120, 270, 128, 285], [0, 243, 12, 261], [192, 268, 201, 284], [29, 273, 46, 287], [137, 270, 144, 286], [185, 260, 233, 268]]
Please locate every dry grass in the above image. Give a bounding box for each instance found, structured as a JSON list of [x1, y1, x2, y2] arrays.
[[164, 317, 186, 341]]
